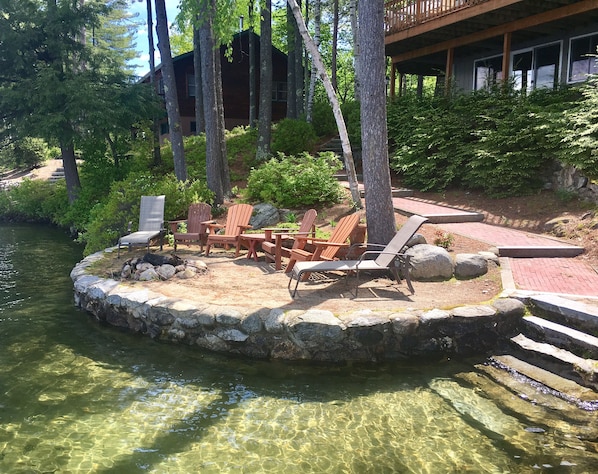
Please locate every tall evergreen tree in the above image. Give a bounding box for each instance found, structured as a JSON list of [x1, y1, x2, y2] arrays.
[[256, 0, 273, 161], [358, 0, 395, 244], [0, 0, 150, 202]]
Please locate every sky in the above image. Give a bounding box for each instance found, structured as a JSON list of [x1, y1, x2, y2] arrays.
[[127, 0, 181, 78]]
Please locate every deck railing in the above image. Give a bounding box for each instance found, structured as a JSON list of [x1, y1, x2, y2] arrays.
[[385, 0, 490, 34]]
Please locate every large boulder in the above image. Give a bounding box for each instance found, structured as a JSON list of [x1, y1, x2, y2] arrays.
[[454, 253, 488, 279], [405, 244, 454, 280], [250, 203, 279, 229]]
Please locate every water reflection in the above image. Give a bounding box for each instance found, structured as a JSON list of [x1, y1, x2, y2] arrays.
[[0, 224, 596, 472]]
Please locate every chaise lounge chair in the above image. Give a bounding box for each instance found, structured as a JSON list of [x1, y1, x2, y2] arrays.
[[117, 195, 166, 258], [204, 203, 253, 257], [287, 215, 428, 297], [261, 209, 318, 270], [170, 202, 212, 252]]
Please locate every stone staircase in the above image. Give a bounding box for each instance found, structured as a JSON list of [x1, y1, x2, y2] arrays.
[[49, 166, 65, 182], [483, 295, 598, 411]]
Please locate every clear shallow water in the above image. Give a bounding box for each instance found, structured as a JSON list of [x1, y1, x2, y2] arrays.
[[1, 224, 597, 473]]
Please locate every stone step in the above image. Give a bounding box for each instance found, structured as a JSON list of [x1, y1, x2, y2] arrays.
[[522, 315, 598, 359], [459, 364, 597, 427], [528, 294, 598, 336], [497, 245, 584, 258], [510, 333, 598, 391], [490, 354, 598, 408]]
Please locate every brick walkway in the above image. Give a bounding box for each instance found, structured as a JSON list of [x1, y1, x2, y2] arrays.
[[392, 198, 598, 298]]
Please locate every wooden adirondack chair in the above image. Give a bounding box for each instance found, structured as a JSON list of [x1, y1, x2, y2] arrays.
[[261, 209, 318, 270], [204, 204, 253, 257], [285, 213, 361, 276], [170, 202, 212, 252]]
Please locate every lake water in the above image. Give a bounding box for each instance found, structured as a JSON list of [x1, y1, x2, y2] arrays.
[[1, 223, 596, 473]]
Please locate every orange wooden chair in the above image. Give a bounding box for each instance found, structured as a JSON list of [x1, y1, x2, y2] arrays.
[[261, 209, 318, 270], [170, 202, 212, 252], [285, 213, 361, 276], [204, 204, 253, 257]]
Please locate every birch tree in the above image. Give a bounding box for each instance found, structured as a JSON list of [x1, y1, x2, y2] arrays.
[[306, 0, 321, 122], [287, 0, 362, 208]]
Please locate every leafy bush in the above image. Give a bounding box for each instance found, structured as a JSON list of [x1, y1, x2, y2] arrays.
[[559, 76, 598, 179], [388, 86, 567, 196], [341, 100, 361, 150], [81, 172, 213, 255], [271, 119, 317, 156], [311, 101, 337, 137], [0, 179, 67, 223], [245, 152, 343, 208], [0, 137, 55, 170]]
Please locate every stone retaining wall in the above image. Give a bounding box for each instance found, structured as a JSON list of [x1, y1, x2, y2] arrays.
[[71, 250, 525, 362]]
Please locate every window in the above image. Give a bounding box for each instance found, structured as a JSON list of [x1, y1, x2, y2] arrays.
[[187, 74, 196, 97], [272, 81, 287, 102], [534, 43, 560, 89], [475, 42, 561, 92], [569, 33, 598, 82], [160, 122, 169, 135], [512, 50, 533, 92], [158, 77, 165, 96], [474, 56, 503, 90], [190, 121, 196, 133]]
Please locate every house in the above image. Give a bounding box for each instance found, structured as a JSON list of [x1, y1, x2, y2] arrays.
[[144, 30, 288, 139], [384, 0, 598, 94]]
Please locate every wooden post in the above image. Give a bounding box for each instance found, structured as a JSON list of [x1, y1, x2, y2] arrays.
[[390, 62, 396, 98], [502, 32, 512, 84], [445, 47, 454, 95]]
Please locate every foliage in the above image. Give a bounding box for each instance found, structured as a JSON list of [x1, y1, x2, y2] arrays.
[[433, 230, 454, 250], [341, 100, 361, 150], [271, 119, 317, 156], [311, 100, 337, 137], [559, 76, 598, 179], [388, 86, 575, 197], [0, 179, 68, 224], [81, 172, 213, 255], [245, 152, 343, 207], [0, 137, 56, 170]]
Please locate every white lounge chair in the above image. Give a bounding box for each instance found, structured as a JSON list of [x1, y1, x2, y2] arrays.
[[117, 195, 166, 257]]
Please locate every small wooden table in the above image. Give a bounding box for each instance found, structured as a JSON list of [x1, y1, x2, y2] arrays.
[[239, 230, 273, 261]]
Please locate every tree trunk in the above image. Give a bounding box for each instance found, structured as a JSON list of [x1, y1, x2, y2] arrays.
[[256, 0, 272, 162], [199, 2, 223, 204], [155, 0, 186, 181], [306, 0, 320, 122], [146, 0, 161, 166], [61, 140, 81, 203], [214, 39, 232, 197], [358, 0, 395, 244], [287, 0, 362, 209], [331, 0, 339, 92], [350, 0, 360, 102], [294, 0, 304, 117], [248, 2, 257, 127], [193, 26, 205, 134], [286, 5, 297, 119]]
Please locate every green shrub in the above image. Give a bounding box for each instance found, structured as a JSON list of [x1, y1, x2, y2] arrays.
[[341, 100, 361, 150], [388, 86, 564, 196], [271, 119, 317, 156], [81, 172, 213, 255], [311, 101, 337, 137], [245, 152, 343, 208], [0, 179, 67, 223]]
